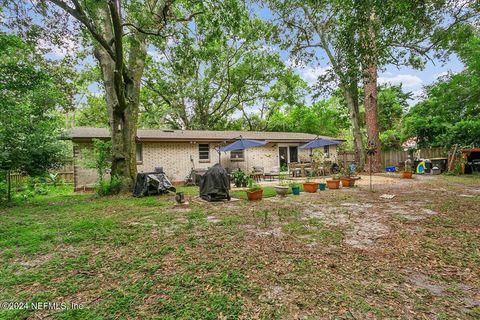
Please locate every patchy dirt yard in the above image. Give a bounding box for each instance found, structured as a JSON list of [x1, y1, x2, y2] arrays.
[[0, 174, 479, 319]]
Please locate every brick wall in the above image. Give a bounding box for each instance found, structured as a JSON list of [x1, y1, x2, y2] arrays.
[[73, 141, 338, 189]]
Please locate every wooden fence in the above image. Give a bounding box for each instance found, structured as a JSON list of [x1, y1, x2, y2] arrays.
[[338, 147, 448, 169], [8, 161, 74, 188]]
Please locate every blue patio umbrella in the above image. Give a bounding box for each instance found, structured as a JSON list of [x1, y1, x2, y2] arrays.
[[300, 137, 342, 149], [220, 138, 267, 152], [218, 137, 267, 167]]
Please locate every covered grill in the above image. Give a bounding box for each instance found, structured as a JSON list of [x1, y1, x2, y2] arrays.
[[133, 172, 176, 197], [199, 164, 231, 202]]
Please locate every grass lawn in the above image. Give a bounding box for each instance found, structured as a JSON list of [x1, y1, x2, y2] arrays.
[[0, 175, 479, 319]]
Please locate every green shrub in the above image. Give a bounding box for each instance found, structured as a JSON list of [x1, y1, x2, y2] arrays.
[[0, 180, 7, 202], [95, 175, 127, 196]]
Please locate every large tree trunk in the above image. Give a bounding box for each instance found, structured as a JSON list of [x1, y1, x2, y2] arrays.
[[343, 85, 365, 170], [94, 48, 134, 185], [94, 3, 146, 188], [362, 12, 382, 173], [94, 44, 145, 187], [363, 63, 381, 172]]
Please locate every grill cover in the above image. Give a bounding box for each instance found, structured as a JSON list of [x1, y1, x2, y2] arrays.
[[133, 172, 176, 197], [199, 164, 231, 201]]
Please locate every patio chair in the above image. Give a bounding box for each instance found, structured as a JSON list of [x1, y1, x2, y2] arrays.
[[250, 166, 264, 182], [289, 162, 302, 177], [264, 166, 280, 181], [304, 166, 314, 177]]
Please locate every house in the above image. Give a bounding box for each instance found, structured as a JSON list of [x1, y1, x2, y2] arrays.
[[68, 127, 342, 190]]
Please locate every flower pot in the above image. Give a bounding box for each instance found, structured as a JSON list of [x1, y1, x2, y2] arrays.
[[291, 186, 300, 195], [326, 179, 340, 189], [402, 171, 413, 179], [340, 177, 355, 187], [241, 181, 248, 187], [234, 182, 241, 188], [303, 182, 319, 193], [275, 186, 289, 197], [246, 189, 263, 201], [318, 183, 326, 191]]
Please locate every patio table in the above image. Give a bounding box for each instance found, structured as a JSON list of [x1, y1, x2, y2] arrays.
[[290, 163, 312, 177]]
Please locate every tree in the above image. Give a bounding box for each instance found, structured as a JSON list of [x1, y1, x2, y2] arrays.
[[80, 139, 112, 181], [4, 0, 206, 188], [140, 4, 286, 130], [0, 34, 67, 201], [75, 94, 109, 128], [267, 97, 349, 138], [354, 0, 478, 170], [403, 36, 480, 148], [234, 71, 310, 131], [376, 85, 411, 150], [268, 0, 478, 171], [267, 0, 368, 168]]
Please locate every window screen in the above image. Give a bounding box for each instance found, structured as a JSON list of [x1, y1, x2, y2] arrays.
[[230, 150, 245, 160], [324, 145, 330, 158], [198, 144, 210, 160], [136, 144, 143, 162]]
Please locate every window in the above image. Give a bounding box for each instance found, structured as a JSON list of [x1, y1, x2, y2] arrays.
[[230, 150, 245, 161], [136, 144, 143, 163], [198, 144, 210, 161], [289, 146, 298, 163], [324, 145, 330, 158]]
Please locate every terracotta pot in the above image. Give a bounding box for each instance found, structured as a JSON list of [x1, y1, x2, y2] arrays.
[[340, 177, 355, 187], [303, 182, 319, 193], [246, 189, 263, 201], [275, 186, 289, 197], [326, 179, 340, 189], [402, 171, 413, 179]]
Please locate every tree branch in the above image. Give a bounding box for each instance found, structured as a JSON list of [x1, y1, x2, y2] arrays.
[[49, 0, 116, 61]]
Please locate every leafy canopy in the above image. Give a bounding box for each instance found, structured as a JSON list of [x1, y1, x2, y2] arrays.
[[403, 36, 480, 148], [0, 34, 67, 177]]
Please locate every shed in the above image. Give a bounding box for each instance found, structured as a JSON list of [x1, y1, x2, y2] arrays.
[[462, 148, 480, 174]]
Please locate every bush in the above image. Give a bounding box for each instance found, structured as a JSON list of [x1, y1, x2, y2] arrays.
[[95, 175, 127, 196], [0, 180, 7, 203]]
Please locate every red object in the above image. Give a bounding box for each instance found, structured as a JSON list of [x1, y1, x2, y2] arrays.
[[246, 189, 263, 200], [402, 172, 413, 179], [303, 182, 319, 193], [326, 180, 340, 189], [340, 178, 355, 187]]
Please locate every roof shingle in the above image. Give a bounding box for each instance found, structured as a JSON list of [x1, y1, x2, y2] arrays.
[[67, 127, 342, 143]]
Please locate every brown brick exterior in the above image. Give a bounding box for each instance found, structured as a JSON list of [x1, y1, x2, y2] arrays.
[[73, 141, 338, 189]]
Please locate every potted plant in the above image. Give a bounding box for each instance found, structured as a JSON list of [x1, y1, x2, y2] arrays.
[[241, 174, 249, 187], [402, 157, 413, 178], [402, 168, 413, 179], [340, 165, 356, 187], [290, 181, 301, 195], [318, 179, 327, 191], [275, 172, 289, 197], [326, 174, 341, 189], [302, 174, 319, 193], [231, 170, 246, 187], [246, 178, 263, 200]]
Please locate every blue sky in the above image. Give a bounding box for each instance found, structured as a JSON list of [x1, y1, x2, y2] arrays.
[[39, 3, 465, 108], [250, 3, 466, 106]]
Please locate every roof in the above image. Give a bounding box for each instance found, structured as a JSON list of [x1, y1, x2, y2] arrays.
[[66, 127, 343, 143]]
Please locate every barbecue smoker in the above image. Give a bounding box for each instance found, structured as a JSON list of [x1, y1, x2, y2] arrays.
[[199, 164, 231, 202], [133, 171, 176, 197]]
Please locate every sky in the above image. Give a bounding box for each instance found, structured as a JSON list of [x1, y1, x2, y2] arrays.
[[250, 4, 466, 107], [37, 3, 466, 108], [44, 39, 464, 108]]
